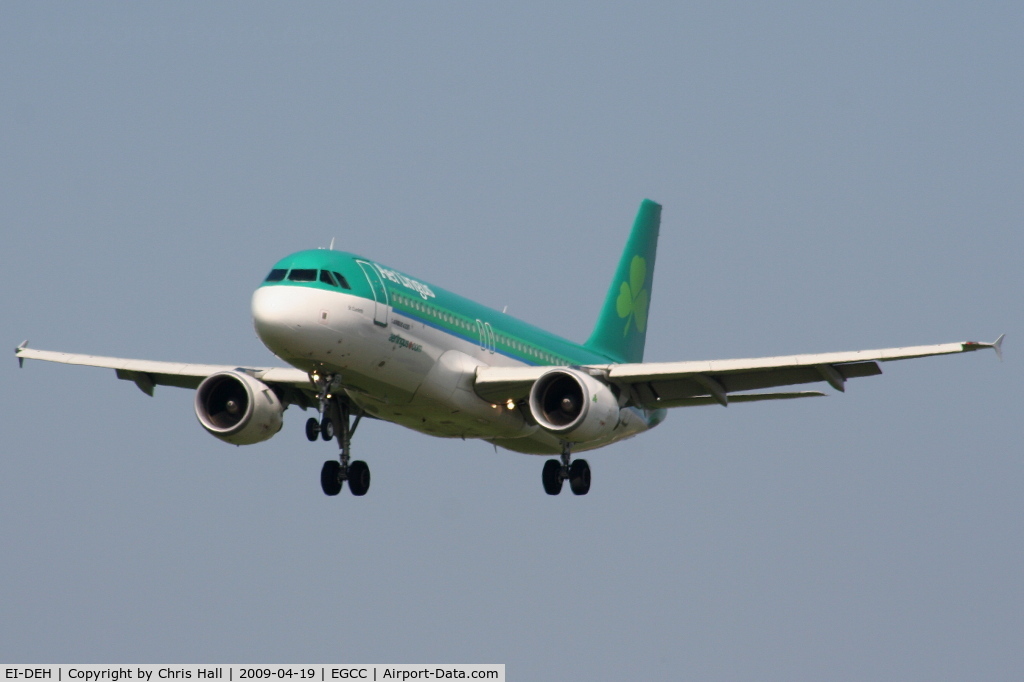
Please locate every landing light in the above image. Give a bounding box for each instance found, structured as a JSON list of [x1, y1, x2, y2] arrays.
[[506, 399, 515, 410]]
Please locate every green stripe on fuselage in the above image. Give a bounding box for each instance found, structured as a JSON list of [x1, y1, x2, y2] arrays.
[[261, 250, 618, 367]]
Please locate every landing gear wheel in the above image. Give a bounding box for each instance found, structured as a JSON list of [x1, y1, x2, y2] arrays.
[[542, 459, 563, 495], [317, 392, 368, 499], [569, 459, 591, 496], [348, 460, 370, 496], [305, 417, 320, 442], [320, 460, 342, 496], [320, 416, 335, 441]]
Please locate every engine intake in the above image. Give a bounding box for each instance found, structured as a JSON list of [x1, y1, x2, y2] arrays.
[[528, 368, 619, 443], [195, 371, 284, 445]]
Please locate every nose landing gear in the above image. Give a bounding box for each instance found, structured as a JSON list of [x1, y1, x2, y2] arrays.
[[542, 443, 591, 496], [304, 415, 336, 442]]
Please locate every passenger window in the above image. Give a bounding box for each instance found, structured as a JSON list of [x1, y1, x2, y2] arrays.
[[265, 269, 287, 282], [332, 272, 351, 290], [320, 270, 338, 286], [288, 269, 317, 282]]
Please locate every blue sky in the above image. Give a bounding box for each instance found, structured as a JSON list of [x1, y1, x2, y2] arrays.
[[2, 4, 1021, 679]]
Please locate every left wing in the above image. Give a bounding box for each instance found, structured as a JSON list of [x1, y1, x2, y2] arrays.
[[15, 343, 315, 407], [474, 336, 1004, 408]]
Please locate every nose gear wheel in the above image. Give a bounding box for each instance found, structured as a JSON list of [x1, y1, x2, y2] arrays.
[[305, 417, 320, 442], [320, 415, 334, 441]]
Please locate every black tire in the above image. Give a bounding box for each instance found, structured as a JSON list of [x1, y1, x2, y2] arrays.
[[305, 417, 320, 442], [348, 460, 371, 496], [320, 460, 342, 496], [542, 459, 563, 495], [320, 416, 335, 441], [569, 459, 591, 496]]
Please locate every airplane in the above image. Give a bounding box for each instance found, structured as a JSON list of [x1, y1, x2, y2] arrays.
[[15, 200, 1004, 497]]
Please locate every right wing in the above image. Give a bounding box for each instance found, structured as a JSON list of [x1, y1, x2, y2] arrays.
[[15, 343, 316, 408]]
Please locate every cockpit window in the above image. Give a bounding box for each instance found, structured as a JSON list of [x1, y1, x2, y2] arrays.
[[264, 269, 287, 282], [288, 269, 317, 282], [332, 272, 351, 290], [319, 270, 338, 286]]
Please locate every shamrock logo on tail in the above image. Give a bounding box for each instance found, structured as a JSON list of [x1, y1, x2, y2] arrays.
[[615, 255, 649, 336]]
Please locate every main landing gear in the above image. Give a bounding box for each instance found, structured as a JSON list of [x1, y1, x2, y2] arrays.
[[308, 372, 369, 497], [542, 443, 591, 496]]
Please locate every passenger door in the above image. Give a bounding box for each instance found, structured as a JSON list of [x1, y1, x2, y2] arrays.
[[475, 319, 496, 355], [356, 261, 389, 327]]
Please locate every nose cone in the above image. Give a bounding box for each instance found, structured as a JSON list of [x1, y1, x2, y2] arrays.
[[252, 285, 311, 356]]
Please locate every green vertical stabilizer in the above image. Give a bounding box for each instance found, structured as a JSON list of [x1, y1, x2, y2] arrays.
[[584, 199, 662, 364]]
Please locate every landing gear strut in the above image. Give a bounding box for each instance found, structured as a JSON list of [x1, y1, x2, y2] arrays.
[[542, 443, 590, 496], [309, 371, 369, 497]]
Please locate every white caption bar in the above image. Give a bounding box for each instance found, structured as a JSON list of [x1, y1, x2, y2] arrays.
[[1, 666, 504, 682]]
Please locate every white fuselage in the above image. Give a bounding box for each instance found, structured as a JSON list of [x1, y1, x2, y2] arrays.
[[251, 284, 654, 455]]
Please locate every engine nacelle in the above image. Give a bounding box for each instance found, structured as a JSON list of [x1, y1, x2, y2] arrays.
[[528, 368, 619, 443], [195, 371, 284, 445]]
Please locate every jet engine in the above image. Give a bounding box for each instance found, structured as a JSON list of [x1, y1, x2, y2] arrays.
[[195, 371, 284, 445], [528, 368, 619, 443]]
